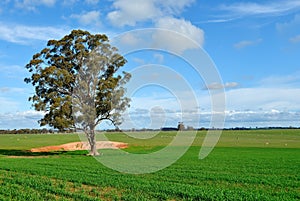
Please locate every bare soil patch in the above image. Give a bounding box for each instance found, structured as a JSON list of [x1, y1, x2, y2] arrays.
[[30, 141, 128, 153]]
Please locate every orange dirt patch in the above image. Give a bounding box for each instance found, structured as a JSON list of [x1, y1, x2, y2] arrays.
[[30, 141, 128, 153]]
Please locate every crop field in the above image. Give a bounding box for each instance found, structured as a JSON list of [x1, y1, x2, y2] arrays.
[[0, 129, 299, 200]]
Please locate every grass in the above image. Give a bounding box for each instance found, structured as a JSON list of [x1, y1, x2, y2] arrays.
[[0, 134, 80, 150], [0, 129, 299, 200]]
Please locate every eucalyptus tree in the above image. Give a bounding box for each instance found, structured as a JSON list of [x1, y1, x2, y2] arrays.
[[25, 30, 130, 155]]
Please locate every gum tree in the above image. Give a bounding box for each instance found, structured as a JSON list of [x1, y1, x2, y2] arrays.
[[25, 30, 131, 155]]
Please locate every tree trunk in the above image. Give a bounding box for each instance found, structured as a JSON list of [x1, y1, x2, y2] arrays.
[[86, 128, 100, 156]]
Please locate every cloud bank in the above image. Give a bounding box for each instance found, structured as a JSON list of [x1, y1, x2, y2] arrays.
[[220, 1, 300, 16], [0, 22, 69, 44]]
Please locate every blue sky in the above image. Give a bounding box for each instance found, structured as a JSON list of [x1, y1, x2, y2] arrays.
[[0, 0, 300, 129]]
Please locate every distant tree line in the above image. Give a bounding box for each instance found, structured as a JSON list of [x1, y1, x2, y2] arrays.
[[1, 126, 299, 134], [0, 128, 54, 134], [223, 126, 300, 130]]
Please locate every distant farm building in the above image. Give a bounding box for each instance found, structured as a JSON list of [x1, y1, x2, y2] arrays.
[[177, 122, 185, 131]]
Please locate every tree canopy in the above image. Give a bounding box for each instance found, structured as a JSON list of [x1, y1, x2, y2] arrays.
[[25, 29, 131, 155]]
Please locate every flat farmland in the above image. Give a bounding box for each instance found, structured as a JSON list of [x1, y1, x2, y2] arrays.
[[0, 129, 299, 200]]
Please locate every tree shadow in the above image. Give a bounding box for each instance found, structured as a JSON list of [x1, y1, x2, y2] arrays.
[[0, 149, 87, 157]]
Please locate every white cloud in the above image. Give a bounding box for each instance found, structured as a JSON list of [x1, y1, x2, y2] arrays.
[[153, 17, 204, 53], [0, 111, 45, 129], [0, 22, 68, 44], [224, 109, 300, 128], [118, 70, 300, 129], [289, 34, 300, 43], [0, 64, 29, 80], [0, 97, 19, 113], [70, 11, 101, 26], [118, 85, 300, 129], [0, 86, 32, 114], [62, 0, 78, 6], [114, 26, 204, 55], [107, 0, 159, 27], [115, 31, 145, 47], [276, 14, 300, 32], [220, 1, 300, 16], [0, 0, 10, 4], [85, 0, 99, 5], [2, 74, 300, 129], [0, 87, 27, 94], [107, 0, 195, 27], [234, 39, 262, 49], [119, 95, 190, 129], [260, 72, 300, 87], [107, 1, 204, 54], [132, 58, 145, 65], [0, 51, 6, 58], [0, 88, 10, 93], [155, 17, 204, 45], [196, 18, 239, 24], [159, 0, 194, 15], [229, 88, 299, 110], [204, 82, 239, 90], [153, 53, 164, 63], [15, 0, 56, 10]]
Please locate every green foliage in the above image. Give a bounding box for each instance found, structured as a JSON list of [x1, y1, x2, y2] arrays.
[[24, 29, 130, 133]]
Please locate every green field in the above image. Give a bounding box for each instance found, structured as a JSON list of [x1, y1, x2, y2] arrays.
[[0, 130, 299, 200]]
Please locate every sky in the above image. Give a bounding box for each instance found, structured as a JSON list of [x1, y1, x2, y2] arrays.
[[0, 0, 300, 130]]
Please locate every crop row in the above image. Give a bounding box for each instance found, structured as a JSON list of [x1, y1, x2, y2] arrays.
[[0, 147, 299, 200]]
